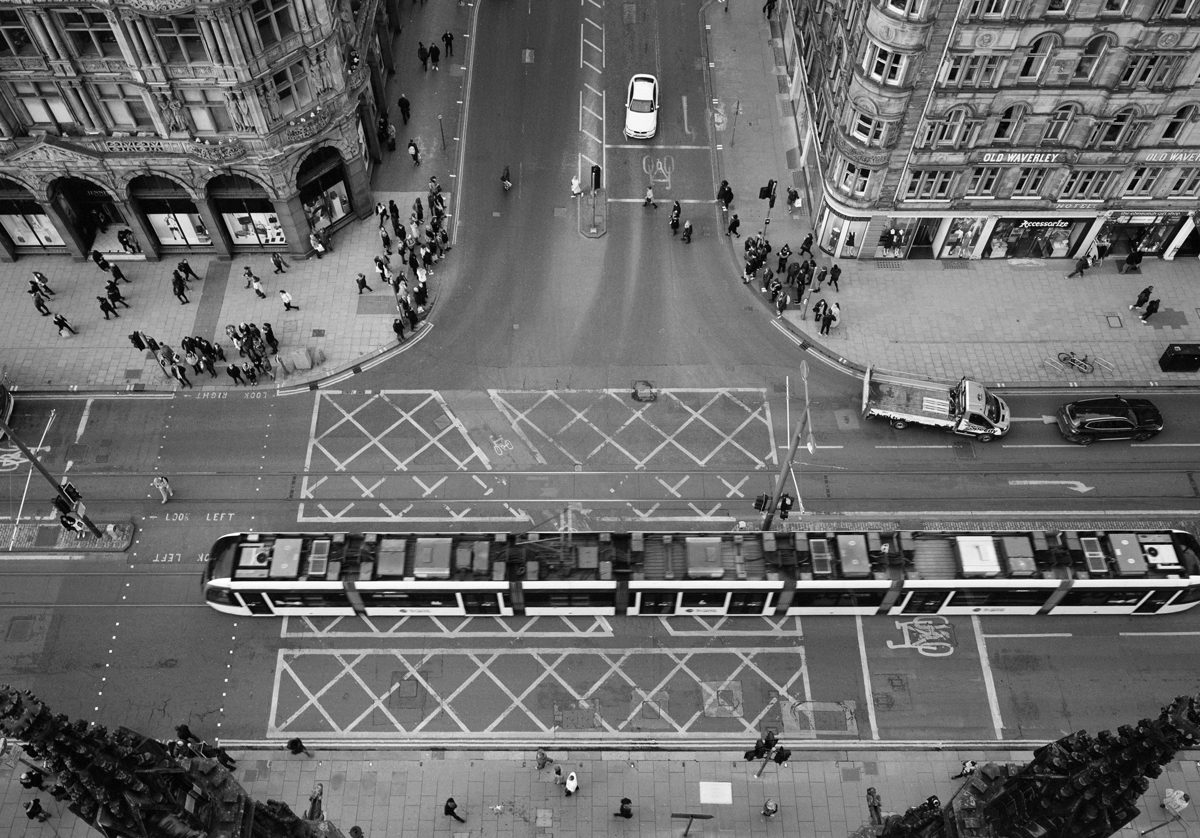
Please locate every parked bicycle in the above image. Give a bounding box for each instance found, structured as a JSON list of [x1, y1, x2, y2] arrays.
[[1058, 351, 1095, 374]]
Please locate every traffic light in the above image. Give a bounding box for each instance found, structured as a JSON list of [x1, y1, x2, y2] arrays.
[[759, 179, 777, 207], [753, 494, 770, 511], [61, 482, 82, 504], [778, 493, 794, 519], [773, 747, 792, 765], [763, 729, 778, 750], [591, 164, 602, 191], [52, 496, 73, 516]]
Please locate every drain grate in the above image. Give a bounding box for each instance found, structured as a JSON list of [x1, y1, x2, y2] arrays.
[[874, 260, 904, 269], [941, 261, 972, 269]]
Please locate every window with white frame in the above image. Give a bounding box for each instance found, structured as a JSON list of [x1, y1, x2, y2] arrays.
[[941, 55, 1003, 87], [993, 105, 1024, 142], [839, 162, 873, 196], [967, 167, 1001, 195], [1073, 36, 1110, 81], [1170, 168, 1200, 195], [1119, 55, 1181, 88], [56, 9, 120, 58], [864, 43, 906, 84], [251, 0, 296, 47], [1042, 105, 1076, 143], [1088, 108, 1139, 146], [0, 9, 35, 56], [887, 0, 922, 14], [153, 17, 206, 63], [94, 82, 153, 130], [181, 88, 233, 133], [918, 109, 980, 148], [273, 63, 313, 116], [1153, 0, 1195, 16], [12, 80, 73, 124], [1059, 169, 1116, 199], [967, 0, 1009, 15], [1123, 167, 1163, 196], [1018, 35, 1055, 81], [904, 170, 957, 200], [1162, 105, 1195, 142], [1013, 167, 1049, 196], [849, 110, 891, 146]]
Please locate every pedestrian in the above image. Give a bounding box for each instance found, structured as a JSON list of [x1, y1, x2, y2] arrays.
[[614, 797, 633, 818], [762, 798, 779, 817], [286, 737, 312, 757], [553, 766, 565, 786], [682, 220, 693, 243], [571, 175, 582, 197], [643, 184, 658, 208], [429, 42, 441, 71], [387, 121, 397, 152], [19, 769, 45, 789], [280, 289, 299, 311], [717, 179, 733, 210], [107, 282, 131, 308], [408, 139, 421, 165], [1141, 298, 1160, 324], [226, 364, 245, 385], [812, 297, 827, 324], [1129, 285, 1153, 311], [1095, 235, 1111, 262], [403, 299, 419, 330], [309, 230, 326, 259], [242, 361, 259, 385], [1162, 788, 1190, 818], [442, 30, 454, 56], [152, 475, 173, 503], [91, 249, 105, 266], [251, 277, 267, 299], [170, 362, 192, 388], [243, 265, 259, 288], [775, 290, 789, 318], [271, 253, 289, 273], [564, 772, 579, 796], [814, 265, 828, 290], [380, 225, 392, 253], [669, 213, 680, 236], [786, 186, 801, 212], [829, 263, 841, 292], [444, 797, 465, 823], [392, 317, 406, 343], [356, 273, 373, 294], [786, 260, 801, 286], [727, 213, 740, 238], [262, 323, 279, 354], [31, 290, 51, 316], [867, 788, 883, 826], [1118, 249, 1143, 274], [799, 232, 814, 255], [397, 93, 411, 124], [776, 243, 791, 274], [417, 41, 428, 71], [173, 276, 189, 304], [24, 799, 50, 822], [110, 262, 130, 284], [950, 760, 977, 779], [1066, 255, 1090, 278], [53, 313, 78, 336], [98, 296, 120, 319], [97, 256, 111, 273], [32, 271, 55, 295], [178, 258, 202, 282]]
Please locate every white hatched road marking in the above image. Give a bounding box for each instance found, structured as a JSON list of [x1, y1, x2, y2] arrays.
[[282, 615, 616, 638]]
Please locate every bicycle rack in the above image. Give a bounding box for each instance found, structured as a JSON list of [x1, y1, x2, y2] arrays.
[[1092, 356, 1116, 373], [1043, 357, 1066, 374]]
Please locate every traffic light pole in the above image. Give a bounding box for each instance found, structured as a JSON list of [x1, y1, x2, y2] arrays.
[[0, 414, 103, 538], [759, 364, 811, 531]]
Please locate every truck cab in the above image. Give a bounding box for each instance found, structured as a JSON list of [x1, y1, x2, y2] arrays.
[[952, 379, 1010, 440]]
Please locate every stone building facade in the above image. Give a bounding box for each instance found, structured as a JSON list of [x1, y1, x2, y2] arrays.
[[0, 0, 399, 262], [781, 0, 1200, 262]]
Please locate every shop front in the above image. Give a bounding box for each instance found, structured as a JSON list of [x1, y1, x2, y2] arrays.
[[982, 217, 1093, 259], [298, 147, 353, 236], [874, 216, 943, 259], [0, 182, 64, 251], [210, 173, 286, 249], [816, 205, 869, 259], [1093, 211, 1189, 258], [130, 174, 212, 249]]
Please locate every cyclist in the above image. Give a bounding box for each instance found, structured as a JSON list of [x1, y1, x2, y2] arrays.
[[501, 166, 512, 191]]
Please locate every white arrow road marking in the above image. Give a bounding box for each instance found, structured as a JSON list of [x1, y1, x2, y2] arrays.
[[1009, 479, 1094, 494]]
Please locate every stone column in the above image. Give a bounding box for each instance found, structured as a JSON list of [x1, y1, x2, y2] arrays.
[[42, 199, 86, 259], [274, 193, 309, 258], [123, 197, 162, 261], [195, 194, 231, 260]]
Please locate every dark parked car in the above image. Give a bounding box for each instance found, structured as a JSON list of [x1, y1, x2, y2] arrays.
[[1056, 396, 1163, 445]]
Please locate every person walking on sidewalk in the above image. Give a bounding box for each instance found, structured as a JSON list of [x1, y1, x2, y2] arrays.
[[727, 213, 740, 238], [776, 243, 791, 274], [799, 232, 814, 256], [417, 42, 428, 71], [429, 42, 441, 71], [1141, 298, 1160, 324], [1066, 255, 1090, 278], [178, 258, 202, 282], [682, 220, 693, 243], [152, 475, 173, 504], [30, 289, 51, 316], [263, 323, 279, 354], [53, 313, 78, 336], [226, 364, 246, 385], [110, 262, 131, 285], [98, 296, 120, 319], [251, 277, 267, 299], [397, 93, 411, 124], [442, 30, 454, 57], [107, 280, 130, 308], [279, 289, 299, 311], [564, 772, 580, 796], [717, 179, 733, 212], [614, 798, 633, 818], [1129, 285, 1153, 311], [380, 225, 392, 253], [643, 184, 658, 208], [356, 273, 373, 294], [392, 317, 406, 343], [173, 275, 190, 304], [444, 797, 466, 823], [24, 799, 50, 822], [31, 271, 55, 296], [829, 263, 842, 292], [271, 253, 289, 273], [408, 139, 421, 165], [1119, 249, 1143, 274], [171, 362, 193, 388], [286, 737, 312, 756]]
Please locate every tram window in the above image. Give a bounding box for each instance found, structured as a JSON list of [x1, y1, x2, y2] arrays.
[[204, 587, 239, 608], [899, 590, 952, 614], [1056, 588, 1145, 608], [360, 590, 458, 608], [461, 593, 502, 614], [949, 589, 1052, 608], [790, 589, 887, 609], [524, 590, 614, 609], [269, 590, 350, 608], [636, 592, 676, 614], [681, 591, 727, 609], [728, 593, 770, 614], [1171, 587, 1200, 606]]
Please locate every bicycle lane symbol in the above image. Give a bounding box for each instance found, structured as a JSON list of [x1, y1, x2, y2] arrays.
[[885, 615, 956, 658], [0, 445, 49, 472]]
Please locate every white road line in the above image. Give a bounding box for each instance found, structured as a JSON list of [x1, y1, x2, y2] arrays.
[[1118, 631, 1200, 637], [972, 616, 1004, 740], [583, 81, 602, 96], [984, 633, 1073, 638], [608, 143, 709, 150], [75, 398, 92, 443], [875, 445, 956, 449], [855, 615, 879, 740]]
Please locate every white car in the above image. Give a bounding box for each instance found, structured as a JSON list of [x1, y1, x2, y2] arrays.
[[623, 74, 659, 139]]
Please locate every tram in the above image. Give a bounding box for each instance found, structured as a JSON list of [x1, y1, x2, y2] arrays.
[[202, 527, 1200, 618]]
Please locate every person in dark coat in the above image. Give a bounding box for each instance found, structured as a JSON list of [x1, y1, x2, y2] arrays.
[[1118, 249, 1143, 274], [1140, 298, 1161, 324], [262, 323, 279, 354], [392, 317, 406, 343], [397, 94, 411, 124], [1129, 285, 1153, 311]]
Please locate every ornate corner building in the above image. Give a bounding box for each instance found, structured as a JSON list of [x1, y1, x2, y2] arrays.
[[0, 0, 400, 262], [780, 0, 1200, 263]]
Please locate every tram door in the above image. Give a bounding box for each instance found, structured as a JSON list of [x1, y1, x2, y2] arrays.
[[890, 589, 951, 615], [238, 592, 276, 615]]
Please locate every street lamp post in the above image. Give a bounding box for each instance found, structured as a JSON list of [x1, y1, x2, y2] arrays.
[[760, 361, 812, 531]]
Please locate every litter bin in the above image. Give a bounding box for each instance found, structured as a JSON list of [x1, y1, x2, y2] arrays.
[[1158, 344, 1200, 372]]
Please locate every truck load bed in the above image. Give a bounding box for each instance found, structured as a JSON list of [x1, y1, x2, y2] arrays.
[[862, 367, 957, 424]]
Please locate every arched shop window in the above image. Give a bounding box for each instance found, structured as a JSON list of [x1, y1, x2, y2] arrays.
[[210, 173, 285, 247], [297, 147, 351, 235], [131, 174, 212, 248]]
